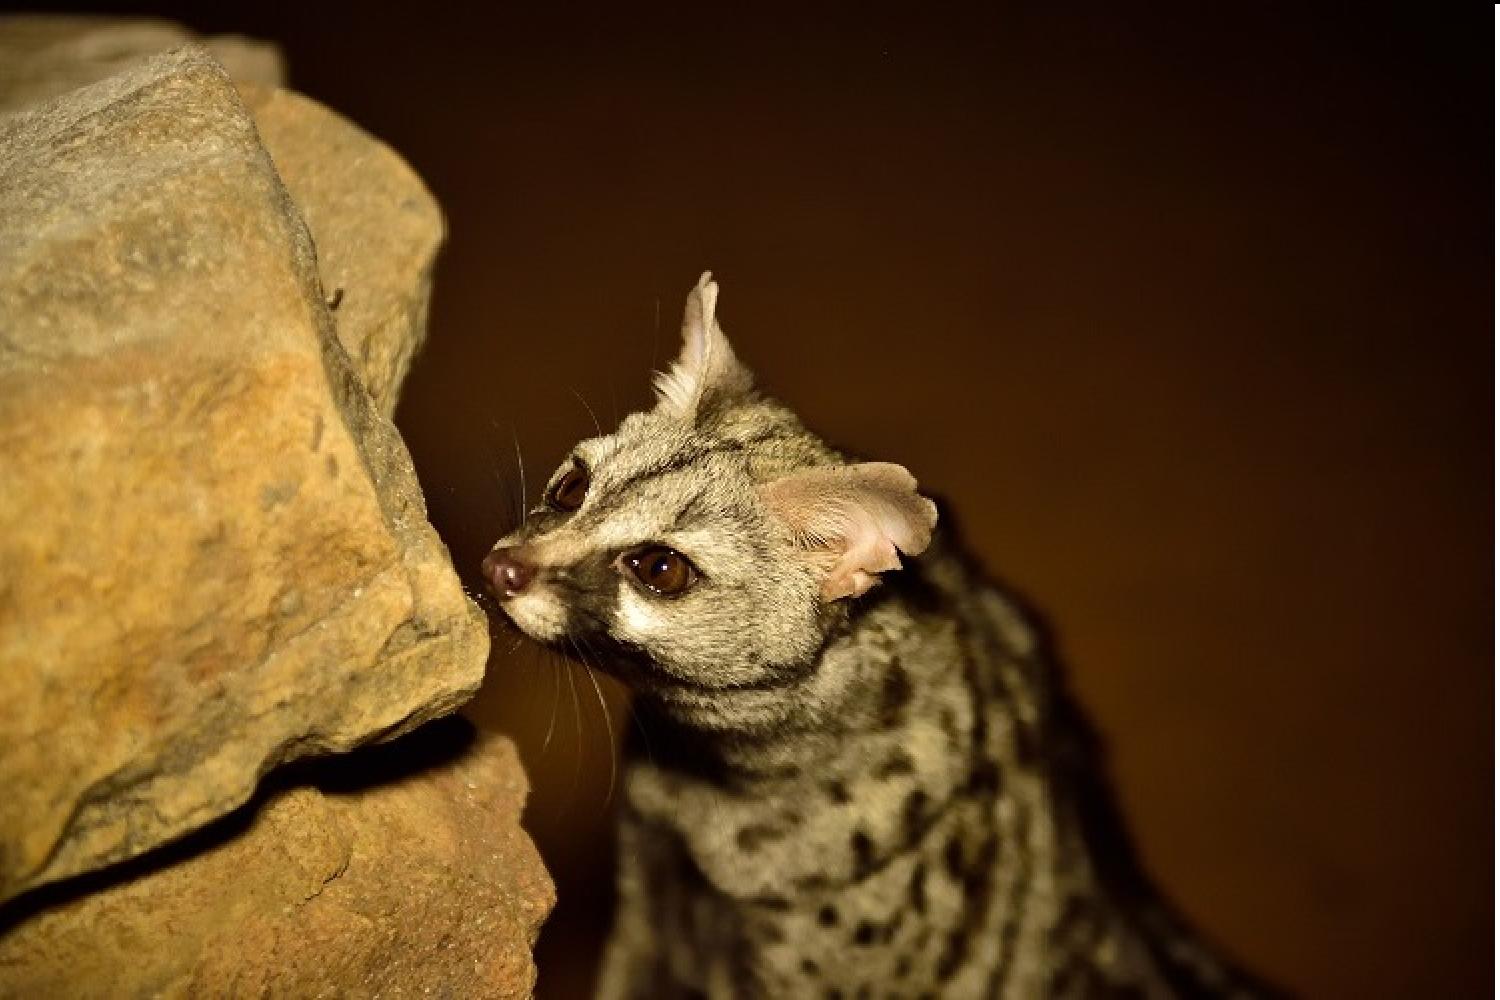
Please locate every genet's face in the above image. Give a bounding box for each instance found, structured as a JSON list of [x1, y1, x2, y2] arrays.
[[482, 273, 936, 732], [484, 410, 827, 700]]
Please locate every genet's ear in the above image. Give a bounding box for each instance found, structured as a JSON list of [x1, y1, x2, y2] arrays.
[[653, 271, 754, 419], [759, 462, 939, 601]]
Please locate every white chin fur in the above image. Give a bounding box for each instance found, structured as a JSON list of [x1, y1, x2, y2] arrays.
[[500, 590, 568, 643]]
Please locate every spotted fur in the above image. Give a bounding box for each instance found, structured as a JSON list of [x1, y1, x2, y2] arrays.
[[487, 275, 1276, 999]]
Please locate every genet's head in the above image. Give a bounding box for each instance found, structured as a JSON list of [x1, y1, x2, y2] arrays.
[[483, 273, 937, 722]]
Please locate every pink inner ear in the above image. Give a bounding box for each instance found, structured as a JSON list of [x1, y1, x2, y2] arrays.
[[760, 462, 938, 602], [824, 537, 901, 600], [824, 566, 884, 601]]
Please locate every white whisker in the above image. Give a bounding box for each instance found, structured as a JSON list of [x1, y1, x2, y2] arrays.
[[510, 426, 529, 527], [573, 637, 619, 808], [540, 653, 561, 757], [562, 654, 584, 821], [650, 294, 661, 375], [571, 388, 603, 438], [487, 415, 524, 532]]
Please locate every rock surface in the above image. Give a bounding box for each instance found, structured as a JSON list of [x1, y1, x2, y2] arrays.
[[0, 720, 553, 999], [0, 47, 488, 902], [243, 83, 445, 416], [0, 14, 284, 111], [0, 16, 438, 416]]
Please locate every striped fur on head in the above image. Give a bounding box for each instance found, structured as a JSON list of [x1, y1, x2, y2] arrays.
[[488, 274, 937, 731]]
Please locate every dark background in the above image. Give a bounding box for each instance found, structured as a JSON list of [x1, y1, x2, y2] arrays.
[[31, 4, 1494, 996]]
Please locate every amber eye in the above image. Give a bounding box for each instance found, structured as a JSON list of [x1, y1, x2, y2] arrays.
[[547, 462, 589, 512], [625, 545, 698, 596]]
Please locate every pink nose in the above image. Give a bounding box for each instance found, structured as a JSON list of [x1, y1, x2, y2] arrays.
[[482, 546, 536, 596]]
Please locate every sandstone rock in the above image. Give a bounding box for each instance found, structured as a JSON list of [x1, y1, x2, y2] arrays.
[[0, 720, 554, 999], [242, 84, 445, 416], [0, 15, 439, 417], [0, 14, 284, 112], [0, 47, 487, 902]]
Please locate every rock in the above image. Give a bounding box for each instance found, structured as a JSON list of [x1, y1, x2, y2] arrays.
[[0, 47, 488, 902], [242, 84, 445, 416], [0, 720, 554, 999], [0, 14, 284, 112], [0, 16, 438, 416]]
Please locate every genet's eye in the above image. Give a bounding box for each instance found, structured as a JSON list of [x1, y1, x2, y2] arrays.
[[548, 462, 589, 512], [625, 545, 698, 596]]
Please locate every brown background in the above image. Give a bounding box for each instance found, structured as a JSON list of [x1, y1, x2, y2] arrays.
[[40, 3, 1493, 996]]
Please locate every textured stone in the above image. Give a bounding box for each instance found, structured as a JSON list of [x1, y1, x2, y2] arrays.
[[0, 16, 438, 416], [0, 14, 284, 113], [0, 47, 487, 902], [0, 721, 553, 999], [242, 83, 445, 416]]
